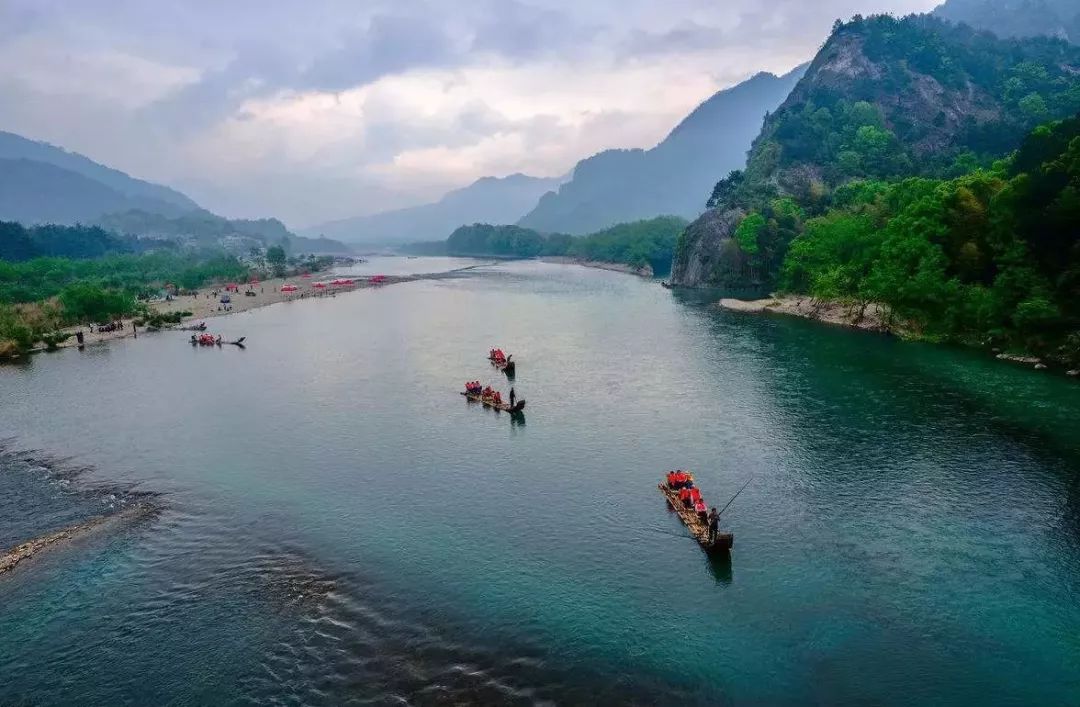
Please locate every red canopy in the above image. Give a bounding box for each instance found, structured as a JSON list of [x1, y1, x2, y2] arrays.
[[312, 282, 327, 289], [371, 275, 386, 283], [281, 284, 299, 292]]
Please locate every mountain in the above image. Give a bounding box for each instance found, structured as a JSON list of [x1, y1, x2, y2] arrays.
[[0, 159, 155, 225], [0, 129, 349, 255], [671, 14, 1080, 287], [302, 173, 562, 245], [96, 210, 352, 255], [933, 0, 1080, 43], [0, 130, 198, 214], [516, 65, 808, 236]]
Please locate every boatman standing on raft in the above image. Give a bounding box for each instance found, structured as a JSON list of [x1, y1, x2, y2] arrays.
[[509, 387, 516, 408], [707, 507, 719, 543]]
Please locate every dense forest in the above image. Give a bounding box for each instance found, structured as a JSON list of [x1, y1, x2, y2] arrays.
[[410, 216, 687, 273], [0, 221, 173, 261], [778, 115, 1079, 358]]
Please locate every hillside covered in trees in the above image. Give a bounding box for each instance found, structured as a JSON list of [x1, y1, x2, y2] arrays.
[[670, 14, 1080, 361]]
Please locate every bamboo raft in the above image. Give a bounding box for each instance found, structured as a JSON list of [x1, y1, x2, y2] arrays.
[[658, 474, 734, 553], [461, 391, 525, 413], [489, 355, 515, 374]]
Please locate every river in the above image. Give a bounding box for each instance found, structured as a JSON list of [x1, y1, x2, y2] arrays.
[[1, 257, 1078, 705]]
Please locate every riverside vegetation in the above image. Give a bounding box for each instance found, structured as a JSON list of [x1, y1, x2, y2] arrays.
[[406, 216, 688, 275], [0, 221, 333, 359]]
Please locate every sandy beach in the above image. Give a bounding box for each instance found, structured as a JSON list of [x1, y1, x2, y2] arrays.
[[48, 275, 388, 352], [540, 257, 654, 278]]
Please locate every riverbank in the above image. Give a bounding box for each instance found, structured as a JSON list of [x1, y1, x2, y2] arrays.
[[718, 295, 1080, 377], [540, 256, 653, 278], [42, 276, 389, 353], [717, 295, 892, 332], [37, 264, 493, 355]]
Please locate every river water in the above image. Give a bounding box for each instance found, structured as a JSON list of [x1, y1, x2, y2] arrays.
[[1, 258, 1078, 705]]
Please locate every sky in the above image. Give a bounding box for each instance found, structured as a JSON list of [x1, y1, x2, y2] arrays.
[[0, 0, 940, 228]]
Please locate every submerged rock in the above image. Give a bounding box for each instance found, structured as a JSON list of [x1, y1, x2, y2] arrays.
[[0, 503, 156, 576], [996, 353, 1042, 365]]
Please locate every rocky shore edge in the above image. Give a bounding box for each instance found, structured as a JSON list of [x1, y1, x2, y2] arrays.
[[717, 295, 892, 332], [0, 502, 158, 576], [717, 295, 1079, 377]]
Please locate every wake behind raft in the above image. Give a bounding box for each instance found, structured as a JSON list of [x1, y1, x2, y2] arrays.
[[659, 471, 745, 554]]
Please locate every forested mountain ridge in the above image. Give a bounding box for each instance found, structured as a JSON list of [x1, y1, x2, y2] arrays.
[[0, 130, 197, 214], [933, 0, 1080, 44], [302, 173, 562, 245], [672, 14, 1080, 288], [517, 65, 807, 235]]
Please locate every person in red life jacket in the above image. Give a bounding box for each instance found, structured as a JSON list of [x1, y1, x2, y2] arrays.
[[689, 487, 702, 505], [678, 486, 692, 508], [694, 498, 708, 524], [666, 471, 676, 488], [494, 391, 503, 405]]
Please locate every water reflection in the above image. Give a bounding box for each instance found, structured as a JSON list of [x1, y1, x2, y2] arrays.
[[707, 554, 733, 586]]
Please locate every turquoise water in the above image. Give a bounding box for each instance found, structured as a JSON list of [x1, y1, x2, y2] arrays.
[[1, 259, 1079, 705]]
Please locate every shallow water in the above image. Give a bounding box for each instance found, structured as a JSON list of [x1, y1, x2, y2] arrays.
[[2, 259, 1079, 705]]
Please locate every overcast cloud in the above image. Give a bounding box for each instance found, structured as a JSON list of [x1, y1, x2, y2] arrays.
[[0, 0, 940, 227]]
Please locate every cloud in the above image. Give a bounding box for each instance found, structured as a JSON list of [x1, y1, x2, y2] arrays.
[[0, 0, 942, 226]]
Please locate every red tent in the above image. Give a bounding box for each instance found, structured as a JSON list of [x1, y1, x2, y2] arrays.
[[371, 275, 386, 284], [312, 282, 327, 289], [281, 284, 299, 292]]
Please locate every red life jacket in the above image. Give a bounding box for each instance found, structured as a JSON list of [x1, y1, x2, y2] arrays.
[[690, 488, 702, 502], [678, 488, 691, 501]]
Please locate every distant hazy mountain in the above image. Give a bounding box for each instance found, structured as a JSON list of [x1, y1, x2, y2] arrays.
[[933, 0, 1079, 42], [0, 159, 163, 225], [0, 130, 198, 214], [517, 65, 808, 235], [0, 131, 351, 255], [302, 173, 563, 245]]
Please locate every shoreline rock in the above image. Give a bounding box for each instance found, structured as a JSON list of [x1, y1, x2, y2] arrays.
[[716, 295, 891, 332]]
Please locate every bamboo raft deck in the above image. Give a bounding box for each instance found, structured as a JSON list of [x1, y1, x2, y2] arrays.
[[461, 391, 525, 413], [659, 475, 734, 553]]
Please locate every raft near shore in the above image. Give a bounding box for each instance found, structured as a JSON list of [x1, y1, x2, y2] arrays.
[[659, 474, 734, 553], [460, 391, 525, 413]]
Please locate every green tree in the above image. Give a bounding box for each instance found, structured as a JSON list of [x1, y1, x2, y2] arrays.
[[266, 245, 287, 275]]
